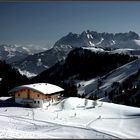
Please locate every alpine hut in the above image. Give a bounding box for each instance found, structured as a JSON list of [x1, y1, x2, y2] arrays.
[[8, 83, 64, 108]]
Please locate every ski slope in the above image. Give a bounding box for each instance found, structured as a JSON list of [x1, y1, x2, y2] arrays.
[[0, 97, 140, 138], [78, 58, 140, 98]]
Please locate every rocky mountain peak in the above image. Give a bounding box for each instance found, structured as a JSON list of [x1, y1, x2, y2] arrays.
[[54, 30, 140, 49]]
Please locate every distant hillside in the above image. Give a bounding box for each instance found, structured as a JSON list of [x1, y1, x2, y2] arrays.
[[107, 68, 140, 107], [31, 48, 137, 97], [12, 45, 72, 75]]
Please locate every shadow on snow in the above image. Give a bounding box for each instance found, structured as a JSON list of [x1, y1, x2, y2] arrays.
[[0, 97, 25, 108]]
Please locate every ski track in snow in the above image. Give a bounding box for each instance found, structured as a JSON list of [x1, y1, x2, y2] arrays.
[[0, 97, 140, 139], [0, 109, 116, 139]]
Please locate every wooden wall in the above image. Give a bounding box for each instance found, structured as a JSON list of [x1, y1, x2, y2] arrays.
[[14, 88, 59, 101]]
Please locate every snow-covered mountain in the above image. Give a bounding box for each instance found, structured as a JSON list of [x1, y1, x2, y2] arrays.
[[12, 45, 72, 75], [54, 30, 140, 49], [0, 96, 140, 138], [0, 44, 47, 64]]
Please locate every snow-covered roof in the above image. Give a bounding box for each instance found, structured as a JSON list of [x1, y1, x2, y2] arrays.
[[8, 83, 64, 95]]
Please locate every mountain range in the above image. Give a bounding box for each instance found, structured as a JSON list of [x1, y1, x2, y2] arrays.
[[54, 30, 140, 48], [0, 44, 47, 64], [1, 30, 140, 76], [10, 31, 140, 75]]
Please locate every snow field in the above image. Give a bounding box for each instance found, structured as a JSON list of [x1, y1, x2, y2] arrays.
[[0, 97, 140, 138]]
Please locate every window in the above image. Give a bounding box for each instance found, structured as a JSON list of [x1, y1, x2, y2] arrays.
[[37, 94, 40, 97], [38, 101, 40, 104], [18, 93, 20, 97], [34, 101, 36, 104]]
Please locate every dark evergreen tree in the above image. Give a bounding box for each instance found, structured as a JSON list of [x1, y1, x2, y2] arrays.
[[0, 60, 29, 96]]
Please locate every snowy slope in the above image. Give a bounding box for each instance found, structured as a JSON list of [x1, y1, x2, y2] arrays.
[[77, 58, 140, 98], [0, 97, 140, 138], [112, 48, 140, 58], [111, 39, 140, 49], [18, 68, 37, 78], [83, 47, 140, 57]]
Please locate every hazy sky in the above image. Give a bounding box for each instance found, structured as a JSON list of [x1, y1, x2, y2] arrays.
[[0, 1, 140, 49]]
